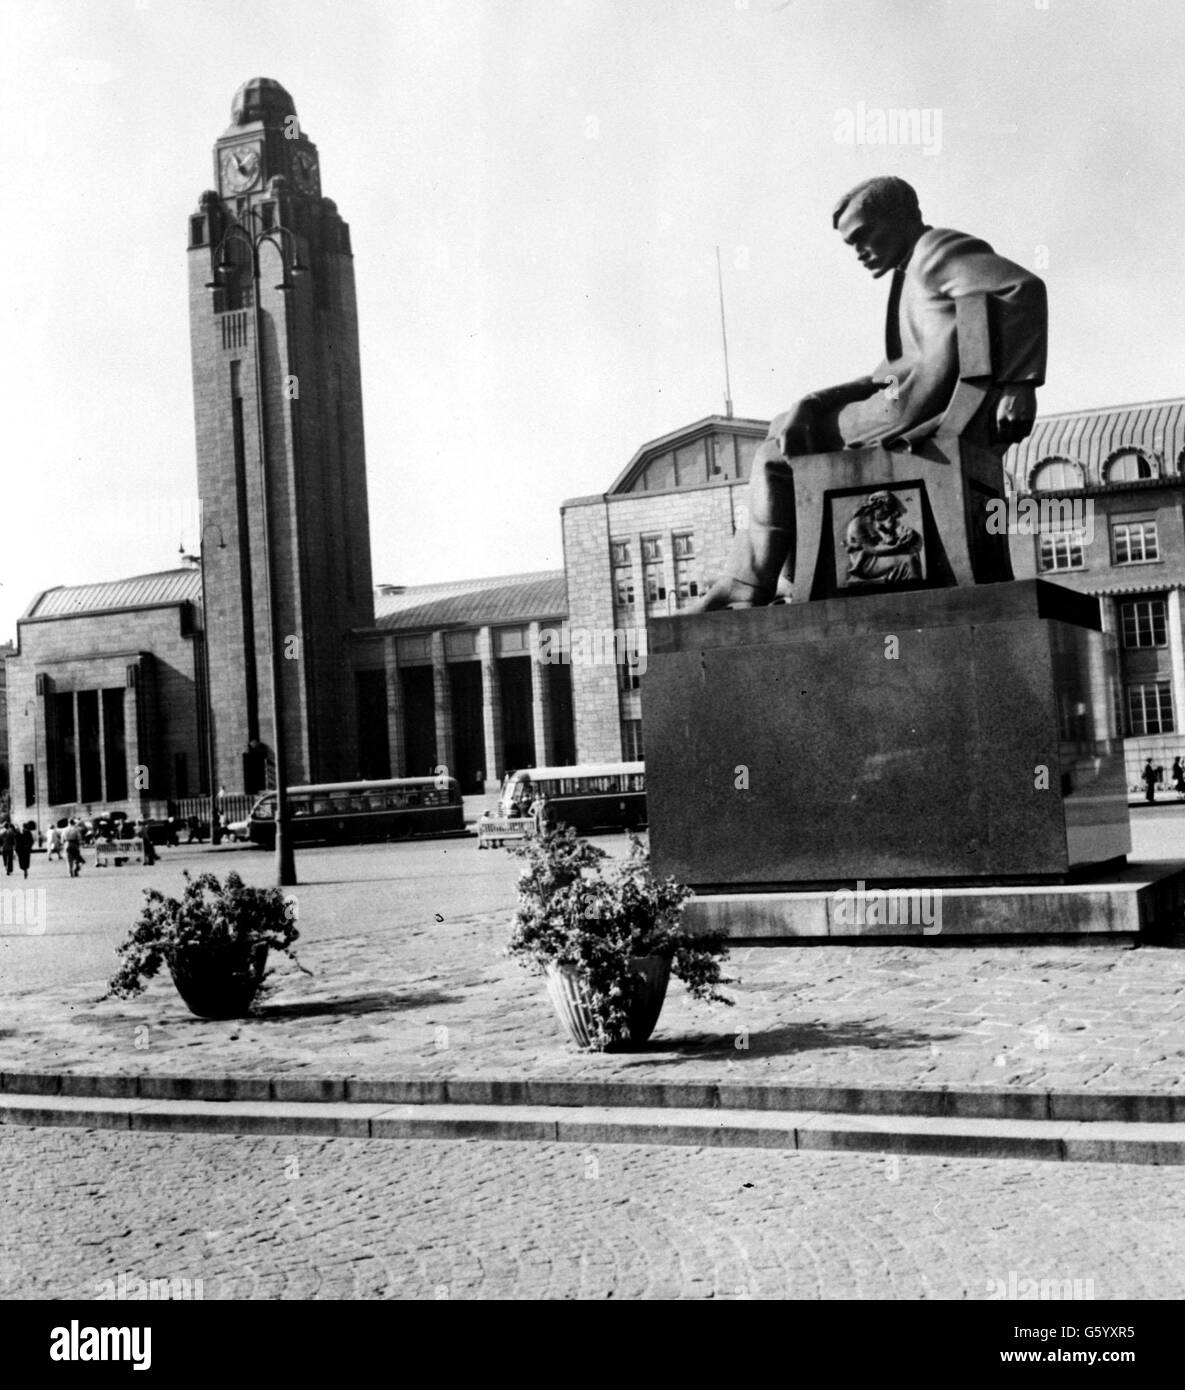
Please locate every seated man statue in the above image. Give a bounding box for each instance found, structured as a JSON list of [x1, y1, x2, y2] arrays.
[[697, 175, 1048, 610]]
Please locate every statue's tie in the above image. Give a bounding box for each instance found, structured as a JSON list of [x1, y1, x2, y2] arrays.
[[885, 267, 904, 360]]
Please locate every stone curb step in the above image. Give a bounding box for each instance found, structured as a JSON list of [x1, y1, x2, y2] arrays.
[[3, 1070, 1185, 1124], [3, 1092, 1184, 1164]]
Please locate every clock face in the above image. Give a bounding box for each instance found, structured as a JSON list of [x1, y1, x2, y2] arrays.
[[220, 145, 261, 194], [292, 148, 320, 195]]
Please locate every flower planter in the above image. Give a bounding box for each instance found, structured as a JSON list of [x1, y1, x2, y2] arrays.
[[168, 941, 270, 1019], [544, 955, 671, 1051]]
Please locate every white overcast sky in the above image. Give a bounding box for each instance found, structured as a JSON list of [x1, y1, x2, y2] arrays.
[[2, 0, 1184, 641]]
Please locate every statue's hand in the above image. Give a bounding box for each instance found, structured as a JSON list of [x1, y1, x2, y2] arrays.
[[774, 397, 819, 458], [993, 384, 1038, 446]]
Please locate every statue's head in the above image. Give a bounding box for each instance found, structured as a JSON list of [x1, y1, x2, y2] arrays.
[[857, 490, 905, 520], [832, 176, 923, 278]]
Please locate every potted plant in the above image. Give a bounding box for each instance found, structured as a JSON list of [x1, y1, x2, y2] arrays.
[[507, 827, 731, 1051], [105, 871, 307, 1019]]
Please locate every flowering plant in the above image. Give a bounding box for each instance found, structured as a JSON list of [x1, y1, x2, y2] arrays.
[[506, 828, 731, 1048], [105, 871, 306, 1000]]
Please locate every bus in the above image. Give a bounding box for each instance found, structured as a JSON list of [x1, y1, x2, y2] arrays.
[[247, 777, 465, 847], [499, 762, 646, 832]]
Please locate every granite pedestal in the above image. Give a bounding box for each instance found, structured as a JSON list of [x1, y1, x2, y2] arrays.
[[646, 580, 1131, 899]]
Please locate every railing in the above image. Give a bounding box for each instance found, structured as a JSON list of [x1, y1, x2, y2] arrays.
[[174, 794, 255, 825]]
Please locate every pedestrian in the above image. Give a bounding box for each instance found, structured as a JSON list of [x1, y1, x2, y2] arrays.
[[185, 815, 200, 844], [0, 821, 15, 876], [1142, 759, 1157, 803], [136, 819, 158, 867], [15, 823, 34, 878], [1174, 758, 1185, 796], [47, 824, 63, 861], [63, 819, 84, 877], [211, 807, 223, 846]]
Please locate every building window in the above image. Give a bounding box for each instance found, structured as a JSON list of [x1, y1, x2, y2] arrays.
[[494, 625, 529, 656], [641, 536, 662, 562], [674, 440, 707, 487], [1030, 457, 1084, 491], [395, 635, 432, 662], [1127, 682, 1174, 736], [1038, 532, 1085, 571], [614, 575, 635, 608], [610, 541, 630, 566], [673, 557, 700, 608], [673, 533, 695, 558], [619, 663, 642, 693], [736, 436, 759, 480], [642, 452, 675, 491], [1120, 598, 1168, 648], [644, 564, 666, 604], [78, 690, 102, 803], [1104, 449, 1155, 484], [1113, 521, 1159, 564], [710, 435, 736, 478], [48, 691, 77, 806], [621, 719, 644, 760], [103, 688, 127, 801]]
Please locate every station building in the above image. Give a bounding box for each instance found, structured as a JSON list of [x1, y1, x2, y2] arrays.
[[1005, 397, 1185, 785]]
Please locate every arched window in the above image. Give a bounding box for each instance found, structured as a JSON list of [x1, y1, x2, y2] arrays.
[[1103, 449, 1155, 484], [1029, 457, 1084, 492]]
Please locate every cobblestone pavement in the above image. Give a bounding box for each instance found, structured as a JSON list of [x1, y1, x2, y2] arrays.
[[1, 820, 1184, 1094], [1, 1125, 1182, 1300]]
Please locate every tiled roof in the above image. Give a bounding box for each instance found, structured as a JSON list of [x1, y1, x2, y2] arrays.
[[1006, 397, 1185, 486], [24, 568, 203, 620], [372, 571, 567, 631]]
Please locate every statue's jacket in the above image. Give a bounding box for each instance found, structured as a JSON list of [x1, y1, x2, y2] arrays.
[[836, 225, 1048, 449]]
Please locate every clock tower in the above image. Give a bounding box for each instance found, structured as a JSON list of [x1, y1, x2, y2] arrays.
[[187, 78, 375, 796]]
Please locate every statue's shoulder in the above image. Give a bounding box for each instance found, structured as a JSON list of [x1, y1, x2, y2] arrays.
[[910, 226, 995, 277]]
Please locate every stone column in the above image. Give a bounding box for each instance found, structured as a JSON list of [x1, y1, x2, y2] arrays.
[[385, 642, 406, 777], [431, 631, 454, 780], [71, 692, 83, 812], [124, 665, 146, 815], [35, 680, 50, 829], [96, 685, 107, 804], [529, 620, 554, 768], [478, 626, 503, 792]]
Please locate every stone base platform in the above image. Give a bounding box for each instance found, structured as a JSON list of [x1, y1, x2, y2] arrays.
[[683, 860, 1185, 940]]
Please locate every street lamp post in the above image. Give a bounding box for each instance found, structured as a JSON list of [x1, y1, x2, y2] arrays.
[[207, 209, 305, 887]]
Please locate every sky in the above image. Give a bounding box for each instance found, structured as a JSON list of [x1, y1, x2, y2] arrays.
[[2, 0, 1184, 642]]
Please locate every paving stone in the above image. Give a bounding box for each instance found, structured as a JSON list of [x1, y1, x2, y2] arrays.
[[5, 1127, 1183, 1300]]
